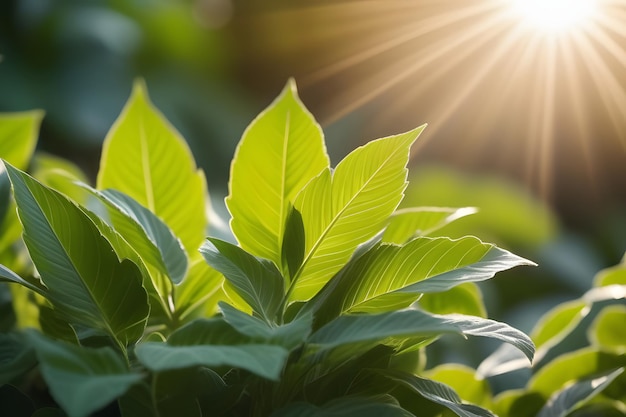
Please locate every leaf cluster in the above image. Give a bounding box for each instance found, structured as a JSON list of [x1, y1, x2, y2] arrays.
[[1, 80, 537, 417]]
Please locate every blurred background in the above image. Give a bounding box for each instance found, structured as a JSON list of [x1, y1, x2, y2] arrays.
[[1, 0, 625, 370]]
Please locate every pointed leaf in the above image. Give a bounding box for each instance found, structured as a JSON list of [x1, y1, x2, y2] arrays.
[[383, 207, 477, 244], [382, 370, 496, 417], [28, 331, 142, 417], [136, 318, 289, 380], [86, 187, 188, 284], [6, 163, 149, 345], [200, 238, 284, 322], [418, 283, 487, 317], [226, 80, 329, 267], [97, 80, 207, 254], [316, 236, 533, 321], [219, 302, 312, 350], [0, 263, 45, 295], [537, 368, 624, 417], [424, 364, 493, 408], [291, 126, 426, 301], [0, 110, 43, 169], [309, 308, 534, 363]]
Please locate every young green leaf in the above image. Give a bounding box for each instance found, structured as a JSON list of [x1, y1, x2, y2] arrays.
[[290, 125, 426, 302], [418, 283, 487, 317], [97, 80, 207, 254], [383, 207, 477, 244], [0, 111, 43, 169], [226, 80, 329, 267], [5, 163, 149, 346], [537, 368, 624, 417], [382, 369, 496, 417], [200, 238, 284, 322], [315, 236, 533, 321], [28, 331, 142, 417]]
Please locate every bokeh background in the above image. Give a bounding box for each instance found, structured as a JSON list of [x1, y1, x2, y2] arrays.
[[1, 0, 625, 376]]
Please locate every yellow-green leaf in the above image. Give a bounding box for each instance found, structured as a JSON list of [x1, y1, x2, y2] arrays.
[[0, 110, 43, 169], [97, 81, 207, 254], [226, 80, 329, 268], [290, 126, 426, 302]]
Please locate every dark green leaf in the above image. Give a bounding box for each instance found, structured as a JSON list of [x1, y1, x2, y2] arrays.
[[309, 308, 534, 363], [200, 238, 284, 322], [0, 332, 37, 385], [219, 302, 312, 350], [382, 370, 495, 417], [270, 396, 414, 417], [0, 384, 35, 417], [28, 331, 142, 417], [5, 164, 149, 346]]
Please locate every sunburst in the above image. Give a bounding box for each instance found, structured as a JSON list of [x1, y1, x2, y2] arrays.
[[234, 0, 626, 212]]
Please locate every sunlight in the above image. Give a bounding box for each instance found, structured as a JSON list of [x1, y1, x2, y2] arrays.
[[509, 0, 598, 33]]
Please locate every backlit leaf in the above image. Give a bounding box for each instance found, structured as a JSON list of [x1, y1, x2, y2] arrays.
[[290, 126, 426, 301], [0, 111, 42, 169], [6, 163, 149, 346], [588, 305, 626, 351], [315, 236, 532, 321], [383, 207, 477, 244], [97, 80, 207, 254], [226, 80, 329, 267]]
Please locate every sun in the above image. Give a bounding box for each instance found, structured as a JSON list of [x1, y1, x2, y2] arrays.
[[509, 0, 598, 34]]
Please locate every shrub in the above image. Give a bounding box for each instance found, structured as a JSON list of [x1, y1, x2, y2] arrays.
[[1, 80, 536, 417]]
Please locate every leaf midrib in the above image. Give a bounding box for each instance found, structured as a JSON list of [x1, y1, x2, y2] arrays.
[[292, 144, 408, 289], [277, 111, 291, 256], [139, 116, 155, 212], [20, 179, 120, 340]]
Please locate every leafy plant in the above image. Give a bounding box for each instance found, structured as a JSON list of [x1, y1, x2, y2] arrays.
[[1, 80, 536, 417]]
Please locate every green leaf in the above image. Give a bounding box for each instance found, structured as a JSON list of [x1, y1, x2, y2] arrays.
[[531, 300, 587, 350], [418, 283, 487, 318], [309, 308, 534, 363], [594, 257, 626, 287], [270, 397, 414, 417], [588, 305, 626, 351], [135, 317, 290, 380], [537, 368, 624, 417], [97, 80, 207, 254], [0, 332, 37, 385], [0, 263, 45, 295], [226, 79, 329, 267], [200, 238, 284, 322], [424, 364, 493, 408], [28, 331, 142, 417], [219, 302, 312, 350], [382, 369, 496, 417], [529, 348, 626, 397], [5, 163, 149, 346], [31, 153, 89, 205], [290, 126, 426, 302], [315, 236, 533, 321], [86, 187, 188, 284], [0, 110, 43, 169], [136, 342, 288, 381], [0, 384, 36, 417], [383, 207, 477, 244]]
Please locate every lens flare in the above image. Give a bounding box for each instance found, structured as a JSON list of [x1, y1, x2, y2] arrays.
[[510, 0, 598, 33]]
